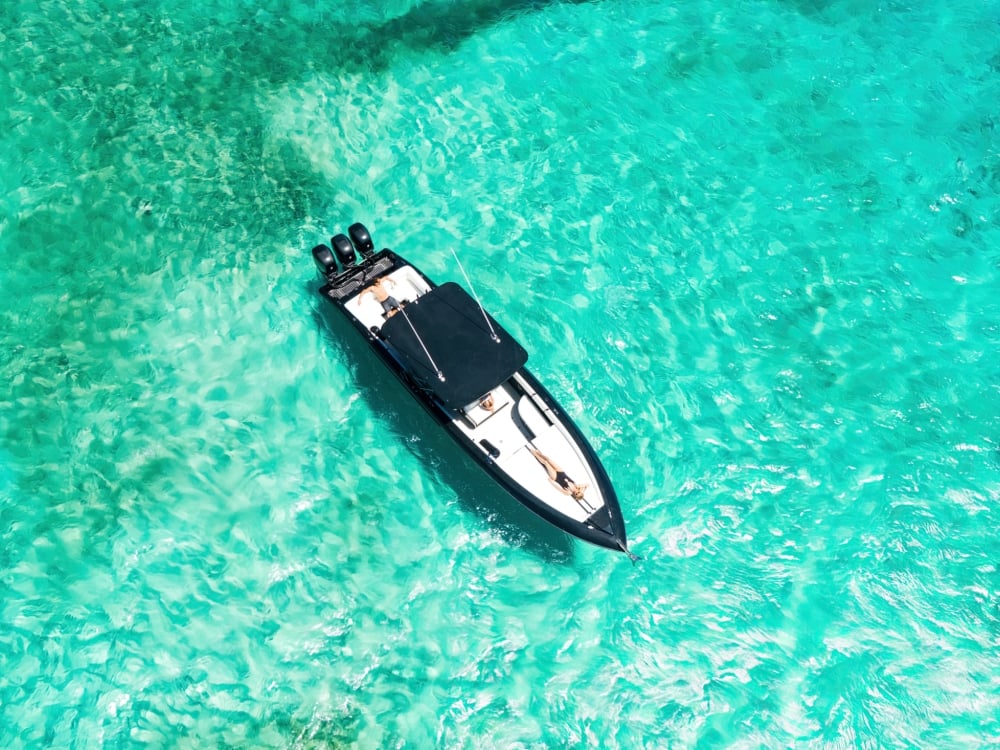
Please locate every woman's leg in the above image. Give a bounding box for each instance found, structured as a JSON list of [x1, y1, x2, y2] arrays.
[[530, 449, 560, 481]]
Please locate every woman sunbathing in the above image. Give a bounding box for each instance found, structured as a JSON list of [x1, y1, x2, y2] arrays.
[[529, 448, 594, 511]]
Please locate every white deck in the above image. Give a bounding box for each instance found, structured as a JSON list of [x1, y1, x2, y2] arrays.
[[452, 377, 606, 522]]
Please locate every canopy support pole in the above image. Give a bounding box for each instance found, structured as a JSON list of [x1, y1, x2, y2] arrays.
[[398, 306, 445, 381], [450, 248, 500, 343]]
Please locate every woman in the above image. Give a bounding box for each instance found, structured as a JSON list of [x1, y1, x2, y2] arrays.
[[529, 448, 594, 511]]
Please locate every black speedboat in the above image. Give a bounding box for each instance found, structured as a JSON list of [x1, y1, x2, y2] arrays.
[[310, 223, 634, 557]]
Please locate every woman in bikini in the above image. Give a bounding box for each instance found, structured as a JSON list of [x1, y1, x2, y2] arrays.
[[529, 448, 594, 511]]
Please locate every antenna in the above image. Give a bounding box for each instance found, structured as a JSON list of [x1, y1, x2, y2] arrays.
[[398, 306, 445, 382], [449, 248, 500, 343]]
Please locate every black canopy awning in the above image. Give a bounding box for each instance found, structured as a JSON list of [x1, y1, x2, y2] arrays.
[[380, 282, 528, 409]]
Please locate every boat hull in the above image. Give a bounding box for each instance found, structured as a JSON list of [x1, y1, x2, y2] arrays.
[[312, 246, 630, 554]]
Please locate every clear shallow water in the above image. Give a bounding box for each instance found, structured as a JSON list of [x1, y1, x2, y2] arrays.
[[2, 0, 999, 746]]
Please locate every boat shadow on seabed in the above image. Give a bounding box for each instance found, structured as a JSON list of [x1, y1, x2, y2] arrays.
[[309, 299, 576, 564]]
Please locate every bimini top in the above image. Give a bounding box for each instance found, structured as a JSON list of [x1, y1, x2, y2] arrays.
[[380, 282, 528, 410]]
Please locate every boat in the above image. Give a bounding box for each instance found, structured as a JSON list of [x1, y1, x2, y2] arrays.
[[309, 223, 635, 558]]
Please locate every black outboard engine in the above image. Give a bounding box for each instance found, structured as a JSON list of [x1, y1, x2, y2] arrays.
[[331, 234, 357, 268], [348, 222, 375, 259], [312, 244, 337, 277]]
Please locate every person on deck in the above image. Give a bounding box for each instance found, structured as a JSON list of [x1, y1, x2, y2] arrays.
[[358, 276, 403, 317], [529, 447, 594, 511]]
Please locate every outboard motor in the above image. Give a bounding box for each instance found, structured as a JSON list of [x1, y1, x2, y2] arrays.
[[312, 244, 337, 277], [348, 222, 375, 259], [331, 234, 357, 268]]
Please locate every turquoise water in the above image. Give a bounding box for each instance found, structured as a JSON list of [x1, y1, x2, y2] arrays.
[[2, 0, 999, 746]]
